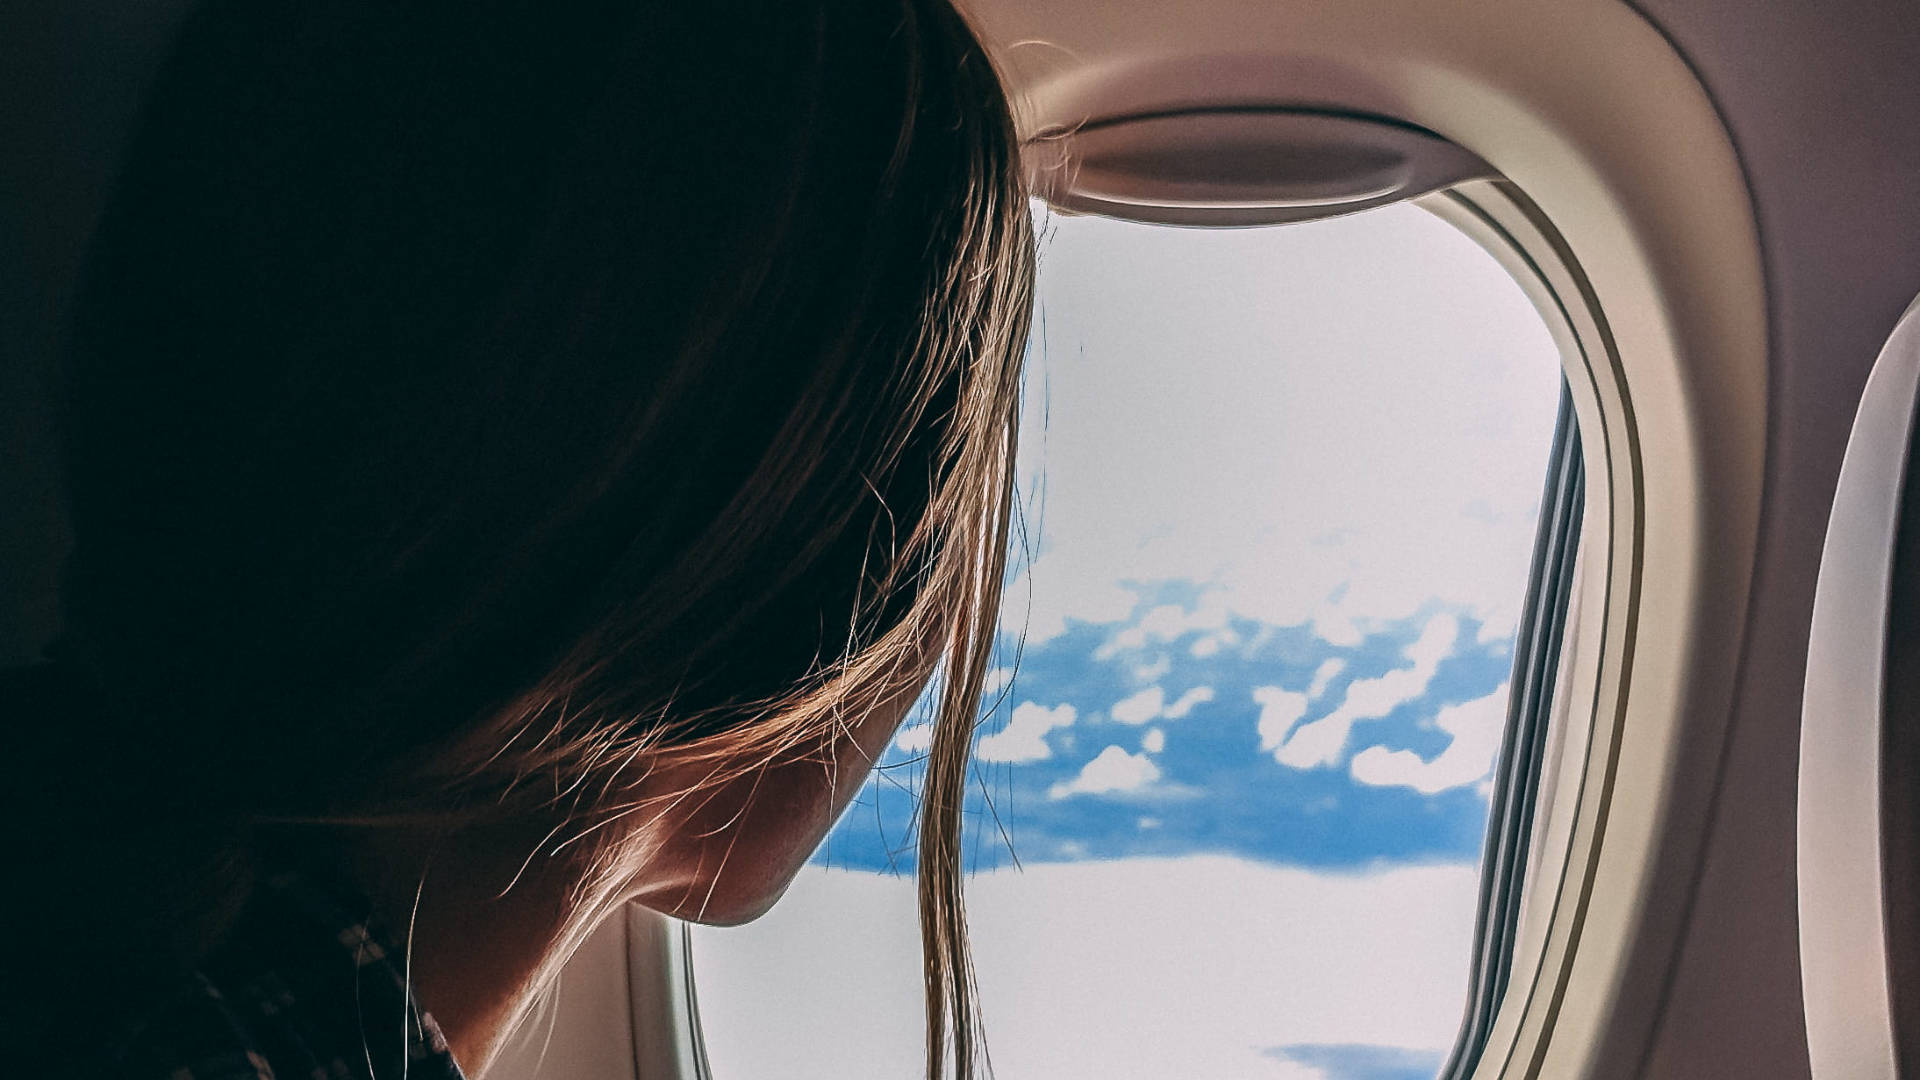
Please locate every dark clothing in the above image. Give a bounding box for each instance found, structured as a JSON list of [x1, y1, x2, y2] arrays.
[[1, 665, 468, 1080], [111, 867, 468, 1080]]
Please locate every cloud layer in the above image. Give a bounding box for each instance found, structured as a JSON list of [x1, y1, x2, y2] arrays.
[[694, 858, 1477, 1080]]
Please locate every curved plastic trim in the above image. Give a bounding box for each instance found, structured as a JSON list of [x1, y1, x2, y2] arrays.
[[1797, 294, 1920, 1080], [1027, 108, 1495, 226]]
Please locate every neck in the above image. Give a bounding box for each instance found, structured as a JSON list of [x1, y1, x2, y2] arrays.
[[348, 823, 590, 1077]]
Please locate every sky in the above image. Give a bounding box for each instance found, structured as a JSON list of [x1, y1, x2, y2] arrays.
[[691, 202, 1565, 1080]]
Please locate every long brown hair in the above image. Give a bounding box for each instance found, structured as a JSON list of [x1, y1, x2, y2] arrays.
[[17, 0, 1033, 1075]]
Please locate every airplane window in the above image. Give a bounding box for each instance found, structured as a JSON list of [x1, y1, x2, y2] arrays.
[[688, 200, 1572, 1080]]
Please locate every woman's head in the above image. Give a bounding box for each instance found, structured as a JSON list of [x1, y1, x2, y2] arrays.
[[46, 0, 1032, 1073]]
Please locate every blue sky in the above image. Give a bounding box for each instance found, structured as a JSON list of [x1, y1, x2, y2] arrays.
[[692, 203, 1564, 1080]]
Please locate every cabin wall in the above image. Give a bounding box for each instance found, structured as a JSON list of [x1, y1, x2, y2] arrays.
[[1623, 1, 1920, 1076]]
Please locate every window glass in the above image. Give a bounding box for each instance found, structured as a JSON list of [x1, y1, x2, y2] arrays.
[[689, 202, 1567, 1080]]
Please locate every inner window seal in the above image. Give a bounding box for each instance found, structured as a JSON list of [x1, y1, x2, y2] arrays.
[[1440, 382, 1585, 1080]]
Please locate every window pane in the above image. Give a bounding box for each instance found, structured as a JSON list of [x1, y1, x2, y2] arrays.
[[690, 201, 1567, 1080]]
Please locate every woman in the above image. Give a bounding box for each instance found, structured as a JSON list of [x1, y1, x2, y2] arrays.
[[5, 0, 1035, 1076]]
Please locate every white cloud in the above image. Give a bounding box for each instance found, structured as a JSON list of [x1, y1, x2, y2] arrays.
[[1306, 658, 1347, 700], [1311, 605, 1364, 648], [1095, 596, 1233, 659], [976, 702, 1077, 764], [1137, 817, 1162, 830], [1131, 654, 1171, 683], [1404, 615, 1461, 670], [1109, 684, 1212, 728], [1140, 602, 1201, 638], [1163, 686, 1215, 719], [892, 721, 934, 755], [1253, 687, 1310, 752], [1049, 746, 1163, 798], [983, 667, 1015, 698], [688, 857, 1478, 1080], [1351, 684, 1511, 794], [1141, 727, 1166, 754], [1272, 615, 1459, 769], [1001, 550, 1139, 643], [1109, 686, 1166, 726]]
